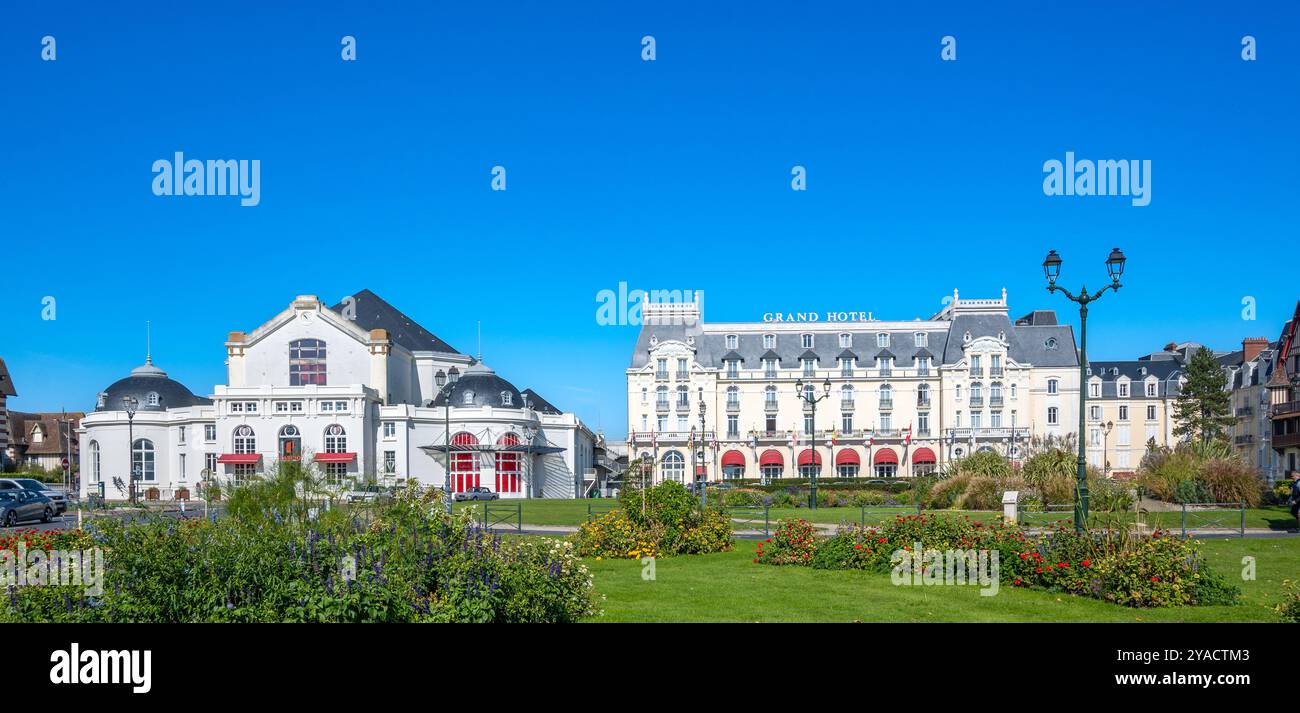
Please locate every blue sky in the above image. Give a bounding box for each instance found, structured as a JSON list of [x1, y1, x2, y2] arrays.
[[3, 1, 1297, 436]]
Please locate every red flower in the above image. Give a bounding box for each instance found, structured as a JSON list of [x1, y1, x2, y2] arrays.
[[1150, 576, 1159, 582], [1014, 578, 1022, 586], [854, 544, 862, 550], [1081, 559, 1091, 567]]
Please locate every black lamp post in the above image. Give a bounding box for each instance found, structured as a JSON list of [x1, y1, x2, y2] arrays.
[[1102, 420, 1114, 477], [121, 395, 139, 504], [795, 376, 832, 509], [696, 400, 709, 508], [1043, 247, 1126, 532]]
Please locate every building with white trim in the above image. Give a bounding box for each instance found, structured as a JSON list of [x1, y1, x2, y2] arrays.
[[79, 291, 596, 500]]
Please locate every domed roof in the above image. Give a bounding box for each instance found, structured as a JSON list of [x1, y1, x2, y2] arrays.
[[95, 358, 211, 412], [430, 362, 525, 410]]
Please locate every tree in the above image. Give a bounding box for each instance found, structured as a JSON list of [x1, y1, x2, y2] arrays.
[[1172, 346, 1234, 444]]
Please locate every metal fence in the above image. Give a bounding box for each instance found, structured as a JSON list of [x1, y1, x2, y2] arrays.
[[1169, 502, 1246, 537], [586, 499, 618, 519], [480, 501, 522, 532], [1018, 505, 1075, 528], [724, 505, 770, 537]]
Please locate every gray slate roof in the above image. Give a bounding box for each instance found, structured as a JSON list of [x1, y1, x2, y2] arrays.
[[1086, 359, 1184, 399], [331, 289, 460, 355]]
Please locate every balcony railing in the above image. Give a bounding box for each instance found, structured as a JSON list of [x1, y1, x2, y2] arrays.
[[878, 398, 894, 410], [1236, 406, 1254, 417], [655, 401, 669, 412], [1273, 400, 1300, 418], [990, 367, 1003, 377], [764, 401, 779, 412], [726, 401, 740, 412], [676, 371, 689, 381], [989, 396, 1004, 407], [840, 400, 855, 410], [969, 396, 984, 407], [675, 400, 691, 412], [969, 367, 982, 377], [1234, 434, 1254, 445], [917, 396, 931, 408], [655, 371, 669, 381]]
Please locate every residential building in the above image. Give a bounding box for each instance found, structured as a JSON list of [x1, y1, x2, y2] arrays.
[[1266, 301, 1300, 477]]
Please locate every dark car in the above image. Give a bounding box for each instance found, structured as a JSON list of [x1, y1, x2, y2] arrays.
[[0, 490, 56, 527], [453, 486, 499, 502], [0, 478, 68, 514]]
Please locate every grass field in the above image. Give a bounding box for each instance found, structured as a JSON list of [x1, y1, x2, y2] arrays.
[[459, 498, 1297, 532], [579, 536, 1299, 623]]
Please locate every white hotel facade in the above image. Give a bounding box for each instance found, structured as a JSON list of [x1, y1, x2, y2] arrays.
[[626, 290, 1088, 482], [78, 291, 596, 501]]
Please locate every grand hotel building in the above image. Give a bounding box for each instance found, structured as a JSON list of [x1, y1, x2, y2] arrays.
[[626, 290, 1089, 482]]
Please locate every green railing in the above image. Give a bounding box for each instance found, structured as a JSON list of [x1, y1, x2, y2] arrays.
[[480, 501, 522, 532], [1171, 502, 1246, 537], [725, 505, 770, 537], [586, 500, 618, 519], [1018, 505, 1075, 528]]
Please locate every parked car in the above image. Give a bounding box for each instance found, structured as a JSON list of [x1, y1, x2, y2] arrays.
[[345, 484, 390, 504], [0, 490, 56, 527], [0, 478, 67, 515], [453, 486, 499, 502]]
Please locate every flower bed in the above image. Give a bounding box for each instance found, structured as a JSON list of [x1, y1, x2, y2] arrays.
[[754, 514, 1239, 608], [572, 481, 732, 559]]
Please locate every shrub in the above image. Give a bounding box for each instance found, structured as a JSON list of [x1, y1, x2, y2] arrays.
[[1198, 459, 1262, 507], [1276, 580, 1300, 623], [753, 519, 818, 566], [574, 481, 732, 559]]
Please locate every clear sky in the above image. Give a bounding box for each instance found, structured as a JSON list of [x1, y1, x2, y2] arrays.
[[3, 1, 1297, 437]]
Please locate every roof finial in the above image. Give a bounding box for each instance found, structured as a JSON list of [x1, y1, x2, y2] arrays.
[[477, 321, 482, 362], [146, 320, 152, 365]]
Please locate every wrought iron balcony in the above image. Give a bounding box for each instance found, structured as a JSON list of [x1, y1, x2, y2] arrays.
[[969, 396, 984, 407], [676, 371, 689, 381], [969, 367, 983, 377], [1273, 400, 1300, 418], [878, 398, 894, 410], [655, 401, 670, 412], [1234, 434, 1254, 445], [840, 399, 855, 410], [989, 396, 1004, 407], [726, 401, 740, 412], [917, 396, 931, 408], [990, 367, 1004, 377], [764, 400, 779, 413]]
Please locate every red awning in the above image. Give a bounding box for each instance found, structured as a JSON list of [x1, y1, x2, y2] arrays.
[[873, 448, 899, 465], [912, 447, 937, 464], [313, 452, 357, 464], [721, 450, 746, 467], [835, 449, 860, 466], [796, 449, 822, 466], [759, 449, 784, 467], [696, 465, 707, 476], [216, 453, 260, 465]]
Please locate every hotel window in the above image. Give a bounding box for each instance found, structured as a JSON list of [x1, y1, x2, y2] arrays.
[[764, 385, 777, 406], [205, 424, 216, 441], [1010, 383, 1018, 399], [839, 333, 851, 348], [1117, 429, 1130, 446], [178, 425, 186, 444], [802, 383, 815, 403], [461, 390, 475, 405], [842, 413, 853, 434], [276, 401, 289, 413], [132, 439, 155, 481], [1089, 405, 1101, 421], [917, 412, 930, 436], [1010, 410, 1018, 427], [878, 357, 892, 377], [970, 355, 982, 374], [323, 425, 348, 484], [1118, 382, 1129, 397], [147, 391, 160, 407], [990, 355, 1002, 376], [1117, 451, 1130, 469], [802, 358, 815, 377], [763, 334, 775, 349], [764, 358, 778, 378], [879, 384, 893, 407], [246, 402, 258, 413], [970, 382, 983, 403], [655, 358, 668, 379], [677, 416, 688, 432], [279, 425, 301, 459], [955, 384, 963, 401], [915, 332, 928, 347], [233, 425, 256, 454], [1090, 428, 1101, 446], [676, 385, 689, 407], [955, 411, 962, 427], [1146, 405, 1157, 421], [1047, 407, 1059, 425], [1146, 381, 1157, 397], [803, 414, 814, 435], [880, 413, 892, 432], [641, 387, 648, 403], [677, 358, 689, 379], [383, 451, 396, 473], [641, 415, 648, 431], [1146, 425, 1158, 442], [802, 334, 814, 349], [917, 383, 931, 407], [916, 357, 930, 376], [840, 358, 854, 377], [971, 411, 982, 429], [230, 402, 243, 413], [1089, 382, 1100, 398], [990, 382, 1002, 404], [657, 415, 667, 431], [726, 334, 738, 349], [205, 453, 218, 477], [727, 415, 739, 437], [991, 411, 1002, 428], [877, 333, 889, 348], [840, 384, 854, 406], [726, 386, 739, 407], [764, 415, 777, 434], [1047, 379, 1059, 395], [1118, 405, 1129, 422], [726, 360, 739, 378], [661, 452, 685, 483], [289, 339, 327, 386], [383, 421, 396, 439]]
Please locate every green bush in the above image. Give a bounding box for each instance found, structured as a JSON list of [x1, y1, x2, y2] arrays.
[[575, 481, 732, 559], [753, 519, 818, 565]]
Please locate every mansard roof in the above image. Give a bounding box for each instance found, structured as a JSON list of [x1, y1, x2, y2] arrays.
[[331, 289, 461, 355]]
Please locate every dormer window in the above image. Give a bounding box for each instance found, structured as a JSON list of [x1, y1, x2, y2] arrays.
[[839, 333, 851, 348], [726, 334, 738, 349], [877, 333, 890, 348], [147, 392, 160, 407], [500, 391, 513, 406], [462, 390, 475, 405], [1045, 337, 1058, 350], [763, 334, 775, 349], [915, 332, 928, 347], [802, 334, 814, 349]]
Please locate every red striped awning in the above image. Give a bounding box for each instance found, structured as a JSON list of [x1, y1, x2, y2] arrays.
[[912, 447, 937, 464], [796, 449, 822, 466], [313, 452, 357, 464], [873, 448, 899, 465], [721, 450, 746, 467], [758, 449, 784, 467], [216, 453, 260, 465], [835, 449, 860, 466]]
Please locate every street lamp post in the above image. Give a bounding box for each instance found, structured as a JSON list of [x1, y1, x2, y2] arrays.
[[795, 376, 832, 509], [696, 400, 708, 508], [121, 395, 139, 504], [523, 424, 538, 499], [1042, 247, 1126, 532], [1102, 420, 1114, 477]]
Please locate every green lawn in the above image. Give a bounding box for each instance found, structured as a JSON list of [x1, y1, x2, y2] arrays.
[[580, 536, 1299, 622], [458, 498, 1296, 533]]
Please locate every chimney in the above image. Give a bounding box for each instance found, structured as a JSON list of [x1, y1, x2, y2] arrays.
[[1242, 337, 1268, 363]]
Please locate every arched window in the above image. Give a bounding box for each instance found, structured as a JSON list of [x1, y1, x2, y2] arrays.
[[990, 382, 1003, 403], [132, 439, 155, 481], [462, 390, 476, 405], [840, 384, 854, 405], [1047, 378, 1059, 395], [146, 391, 160, 407], [764, 385, 778, 405], [89, 441, 101, 483], [495, 433, 521, 493], [278, 425, 301, 459], [918, 383, 931, 406], [661, 451, 685, 483], [879, 384, 893, 405], [289, 339, 327, 386], [450, 432, 479, 492], [655, 385, 668, 407], [726, 386, 739, 406], [233, 425, 256, 454], [970, 382, 983, 401], [324, 424, 347, 453], [500, 391, 513, 406]]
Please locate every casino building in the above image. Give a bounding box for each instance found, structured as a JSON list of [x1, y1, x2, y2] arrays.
[[78, 291, 596, 500], [625, 290, 1084, 482]]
